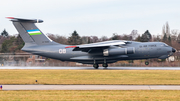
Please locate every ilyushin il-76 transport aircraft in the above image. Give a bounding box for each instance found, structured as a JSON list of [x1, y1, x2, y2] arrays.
[[7, 17, 176, 69]]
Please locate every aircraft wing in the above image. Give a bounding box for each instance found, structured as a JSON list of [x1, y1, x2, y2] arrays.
[[66, 40, 127, 52]]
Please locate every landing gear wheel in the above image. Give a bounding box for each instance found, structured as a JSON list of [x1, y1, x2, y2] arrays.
[[93, 64, 99, 69], [102, 63, 108, 68], [145, 61, 149, 65]]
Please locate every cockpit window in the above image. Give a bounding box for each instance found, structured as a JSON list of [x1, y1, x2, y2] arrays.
[[124, 41, 132, 44], [161, 44, 168, 47], [164, 44, 168, 46]]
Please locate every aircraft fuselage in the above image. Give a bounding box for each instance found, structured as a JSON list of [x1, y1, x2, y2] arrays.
[[22, 41, 174, 64]]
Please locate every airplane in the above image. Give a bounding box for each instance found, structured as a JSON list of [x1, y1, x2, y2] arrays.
[[7, 17, 176, 69]]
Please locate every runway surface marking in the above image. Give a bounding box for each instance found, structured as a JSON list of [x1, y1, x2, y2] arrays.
[[1, 66, 180, 70], [2, 85, 180, 90]]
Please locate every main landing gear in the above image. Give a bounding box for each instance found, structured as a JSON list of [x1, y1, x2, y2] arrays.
[[93, 63, 109, 69], [93, 64, 99, 69], [93, 59, 108, 69], [102, 63, 108, 69]]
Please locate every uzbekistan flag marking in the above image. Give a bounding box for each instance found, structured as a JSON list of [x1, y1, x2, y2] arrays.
[[27, 29, 42, 35]]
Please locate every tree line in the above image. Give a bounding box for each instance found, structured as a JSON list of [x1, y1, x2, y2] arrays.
[[0, 29, 24, 53], [1, 22, 180, 53]]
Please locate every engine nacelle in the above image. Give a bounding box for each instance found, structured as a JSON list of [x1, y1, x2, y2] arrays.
[[103, 47, 135, 56]]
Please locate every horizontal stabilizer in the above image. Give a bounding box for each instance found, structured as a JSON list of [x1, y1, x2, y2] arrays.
[[6, 17, 43, 23]]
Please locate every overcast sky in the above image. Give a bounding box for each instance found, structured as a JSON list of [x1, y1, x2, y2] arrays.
[[1, 0, 180, 38]]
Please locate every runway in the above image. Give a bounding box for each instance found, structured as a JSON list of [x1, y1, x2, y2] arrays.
[[1, 66, 180, 70], [1, 85, 180, 90]]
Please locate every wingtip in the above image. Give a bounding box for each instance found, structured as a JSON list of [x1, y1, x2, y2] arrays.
[[6, 17, 14, 19]]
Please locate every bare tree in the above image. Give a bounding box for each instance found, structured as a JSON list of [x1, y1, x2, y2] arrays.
[[166, 22, 170, 37], [130, 30, 138, 40], [81, 36, 89, 44], [89, 36, 99, 43], [122, 34, 132, 41], [153, 35, 161, 42], [162, 22, 170, 40], [100, 36, 108, 41], [162, 25, 165, 37], [111, 33, 120, 40], [171, 29, 179, 41], [177, 33, 180, 43], [47, 33, 68, 44]]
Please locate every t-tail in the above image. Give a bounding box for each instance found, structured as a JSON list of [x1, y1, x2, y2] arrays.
[[6, 17, 58, 46]]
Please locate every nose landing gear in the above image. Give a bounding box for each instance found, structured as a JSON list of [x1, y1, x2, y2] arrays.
[[145, 61, 149, 65]]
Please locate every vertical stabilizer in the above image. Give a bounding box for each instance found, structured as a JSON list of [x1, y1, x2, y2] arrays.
[[7, 17, 58, 45]]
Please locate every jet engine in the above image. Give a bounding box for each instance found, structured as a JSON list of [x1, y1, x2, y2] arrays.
[[103, 47, 135, 56]]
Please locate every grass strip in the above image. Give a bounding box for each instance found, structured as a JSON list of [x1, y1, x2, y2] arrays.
[[0, 90, 180, 101], [0, 70, 180, 85]]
